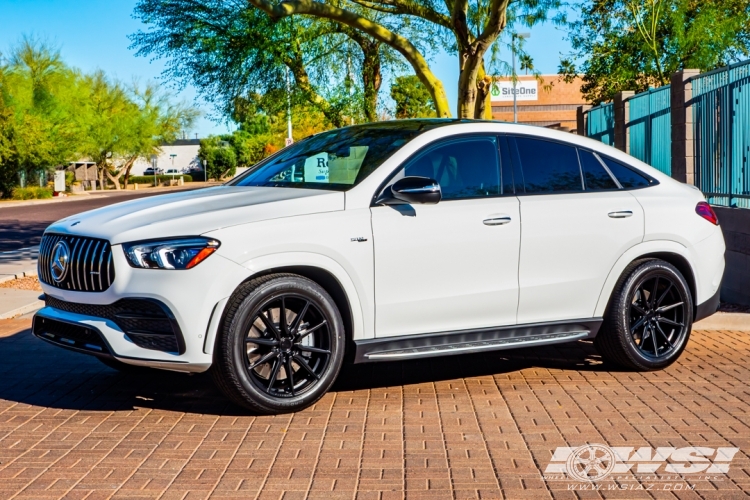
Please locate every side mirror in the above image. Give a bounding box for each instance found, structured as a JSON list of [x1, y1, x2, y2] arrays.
[[389, 176, 441, 205]]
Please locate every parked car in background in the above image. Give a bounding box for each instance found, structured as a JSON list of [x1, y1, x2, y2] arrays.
[[165, 169, 180, 175], [143, 167, 162, 175], [33, 119, 725, 414]]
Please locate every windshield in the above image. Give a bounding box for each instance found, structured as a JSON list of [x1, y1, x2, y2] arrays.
[[229, 121, 448, 191]]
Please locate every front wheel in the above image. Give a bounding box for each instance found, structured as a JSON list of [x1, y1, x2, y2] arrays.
[[211, 274, 345, 414], [595, 259, 693, 370]]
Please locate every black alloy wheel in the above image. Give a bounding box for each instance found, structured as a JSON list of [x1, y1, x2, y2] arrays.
[[244, 294, 332, 398], [212, 274, 345, 414], [595, 259, 693, 370], [627, 274, 688, 360]]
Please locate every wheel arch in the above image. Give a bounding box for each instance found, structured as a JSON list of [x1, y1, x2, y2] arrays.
[[595, 241, 698, 319], [207, 251, 370, 362]]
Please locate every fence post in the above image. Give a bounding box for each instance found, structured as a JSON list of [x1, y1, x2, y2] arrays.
[[670, 69, 701, 184], [576, 105, 591, 136], [614, 91, 635, 153]]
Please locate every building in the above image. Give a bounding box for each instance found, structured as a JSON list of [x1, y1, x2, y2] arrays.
[[490, 75, 586, 131], [131, 139, 203, 176]]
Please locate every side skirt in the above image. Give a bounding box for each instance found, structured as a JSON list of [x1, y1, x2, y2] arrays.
[[354, 319, 603, 363]]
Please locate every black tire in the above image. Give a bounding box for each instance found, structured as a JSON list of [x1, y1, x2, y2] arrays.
[[211, 273, 345, 414], [595, 259, 693, 371]]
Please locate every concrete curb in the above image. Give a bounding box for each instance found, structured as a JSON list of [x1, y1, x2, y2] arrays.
[[694, 312, 750, 331], [0, 299, 43, 319], [0, 269, 38, 285]]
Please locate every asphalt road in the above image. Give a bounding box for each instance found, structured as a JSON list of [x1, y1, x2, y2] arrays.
[[0, 189, 198, 252]]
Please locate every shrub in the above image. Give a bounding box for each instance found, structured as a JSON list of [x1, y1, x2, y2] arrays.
[[128, 174, 192, 184], [11, 187, 53, 200]]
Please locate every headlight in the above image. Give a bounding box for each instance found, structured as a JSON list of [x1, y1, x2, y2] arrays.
[[123, 237, 220, 270]]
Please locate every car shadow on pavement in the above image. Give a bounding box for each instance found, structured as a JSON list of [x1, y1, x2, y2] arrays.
[[0, 326, 612, 416]]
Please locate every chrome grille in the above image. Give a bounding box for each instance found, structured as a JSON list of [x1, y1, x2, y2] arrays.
[[38, 234, 115, 292]]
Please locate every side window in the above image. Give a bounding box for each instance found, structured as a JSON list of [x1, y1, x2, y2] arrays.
[[578, 149, 619, 191], [599, 155, 652, 189], [513, 137, 583, 193], [401, 137, 501, 200]]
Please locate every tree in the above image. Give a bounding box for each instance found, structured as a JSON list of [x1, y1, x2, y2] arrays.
[[198, 137, 238, 180], [246, 0, 562, 118], [131, 0, 400, 125], [0, 37, 84, 196], [390, 75, 436, 118], [560, 0, 750, 104], [106, 82, 199, 189]]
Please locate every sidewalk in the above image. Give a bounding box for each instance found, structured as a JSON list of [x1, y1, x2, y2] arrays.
[[0, 289, 43, 319]]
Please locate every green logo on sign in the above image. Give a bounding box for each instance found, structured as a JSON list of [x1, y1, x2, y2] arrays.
[[491, 84, 500, 96]]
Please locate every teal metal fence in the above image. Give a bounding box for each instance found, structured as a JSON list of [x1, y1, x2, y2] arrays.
[[691, 59, 750, 208], [626, 86, 672, 175], [584, 103, 615, 146]]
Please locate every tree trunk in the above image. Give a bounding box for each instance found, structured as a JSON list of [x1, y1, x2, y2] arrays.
[[357, 38, 381, 123], [457, 50, 483, 118]]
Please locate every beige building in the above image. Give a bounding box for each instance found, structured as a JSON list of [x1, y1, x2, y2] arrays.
[[490, 75, 587, 131]]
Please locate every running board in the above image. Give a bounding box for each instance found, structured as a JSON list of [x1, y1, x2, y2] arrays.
[[354, 319, 601, 363]]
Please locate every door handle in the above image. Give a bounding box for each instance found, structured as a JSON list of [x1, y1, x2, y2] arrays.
[[483, 216, 512, 226], [608, 210, 633, 218]]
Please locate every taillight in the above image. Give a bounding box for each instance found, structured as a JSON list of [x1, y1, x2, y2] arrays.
[[695, 202, 719, 225]]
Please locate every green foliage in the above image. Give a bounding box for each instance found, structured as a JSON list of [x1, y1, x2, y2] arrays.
[[128, 174, 192, 184], [561, 0, 750, 104], [198, 137, 238, 180], [10, 186, 52, 200], [390, 75, 436, 119], [0, 36, 199, 197]]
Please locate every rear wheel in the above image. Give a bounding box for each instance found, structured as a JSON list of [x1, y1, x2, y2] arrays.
[[595, 259, 693, 370], [211, 274, 345, 414]]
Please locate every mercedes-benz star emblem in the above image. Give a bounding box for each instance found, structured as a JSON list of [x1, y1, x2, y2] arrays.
[[50, 241, 70, 283]]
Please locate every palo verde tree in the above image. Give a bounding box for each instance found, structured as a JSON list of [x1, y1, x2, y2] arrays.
[[247, 0, 563, 119], [0, 37, 84, 196], [131, 0, 407, 125], [560, 0, 750, 104]]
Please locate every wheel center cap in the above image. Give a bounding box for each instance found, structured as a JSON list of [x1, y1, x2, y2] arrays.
[[280, 339, 293, 351]]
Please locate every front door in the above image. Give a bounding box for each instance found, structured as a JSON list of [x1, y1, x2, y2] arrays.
[[371, 136, 521, 338]]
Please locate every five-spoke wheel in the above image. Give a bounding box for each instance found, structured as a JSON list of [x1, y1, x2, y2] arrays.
[[595, 259, 693, 370], [212, 274, 345, 413]]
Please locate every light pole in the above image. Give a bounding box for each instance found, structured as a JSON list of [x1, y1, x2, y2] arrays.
[[512, 32, 530, 124], [285, 67, 293, 146], [151, 155, 158, 187]]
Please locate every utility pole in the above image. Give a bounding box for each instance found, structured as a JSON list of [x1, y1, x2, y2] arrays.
[[512, 32, 530, 124]]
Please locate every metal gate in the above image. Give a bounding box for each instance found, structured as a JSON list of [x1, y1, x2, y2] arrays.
[[691, 60, 750, 208], [584, 103, 615, 146], [626, 86, 672, 175]]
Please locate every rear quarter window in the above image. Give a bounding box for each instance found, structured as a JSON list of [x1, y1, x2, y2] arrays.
[[598, 155, 655, 189]]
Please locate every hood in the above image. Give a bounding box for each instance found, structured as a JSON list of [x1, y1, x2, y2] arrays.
[[45, 186, 345, 244]]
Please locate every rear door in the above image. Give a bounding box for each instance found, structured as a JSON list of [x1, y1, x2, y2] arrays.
[[508, 136, 645, 324]]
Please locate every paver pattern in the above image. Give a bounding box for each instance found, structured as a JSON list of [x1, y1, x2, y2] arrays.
[[0, 318, 748, 499]]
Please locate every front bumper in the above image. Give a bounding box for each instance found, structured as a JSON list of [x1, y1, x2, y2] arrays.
[[35, 245, 251, 372]]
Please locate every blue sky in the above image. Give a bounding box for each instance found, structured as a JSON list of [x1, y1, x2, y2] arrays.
[[1, 0, 572, 136]]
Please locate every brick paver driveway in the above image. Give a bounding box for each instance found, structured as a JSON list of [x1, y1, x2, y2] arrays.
[[0, 318, 748, 499]]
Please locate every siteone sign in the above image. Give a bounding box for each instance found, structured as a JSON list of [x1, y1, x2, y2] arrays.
[[490, 80, 538, 102]]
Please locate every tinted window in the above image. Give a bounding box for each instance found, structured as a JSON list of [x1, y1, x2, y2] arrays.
[[230, 123, 436, 191], [599, 155, 651, 189], [513, 137, 583, 193], [578, 149, 618, 190], [401, 137, 501, 200]]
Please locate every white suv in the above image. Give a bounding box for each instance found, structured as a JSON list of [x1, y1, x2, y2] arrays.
[[34, 120, 725, 413]]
